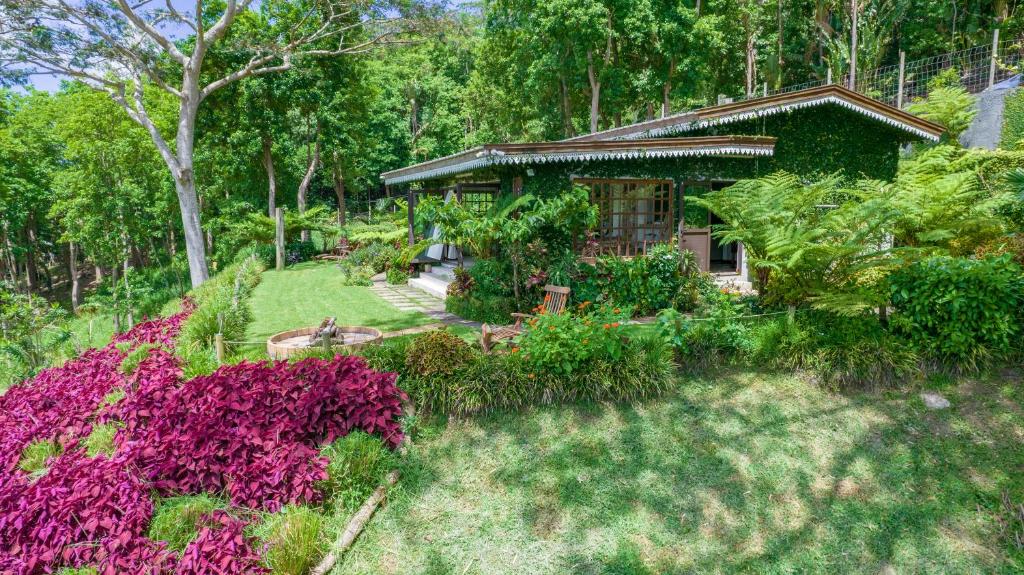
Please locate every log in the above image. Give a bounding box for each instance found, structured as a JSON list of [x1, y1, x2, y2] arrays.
[[309, 469, 399, 575]]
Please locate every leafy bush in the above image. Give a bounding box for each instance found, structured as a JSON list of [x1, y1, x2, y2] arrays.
[[17, 437, 62, 475], [405, 329, 476, 377], [398, 335, 672, 415], [385, 266, 409, 285], [285, 240, 318, 265], [356, 336, 410, 374], [907, 86, 977, 142], [148, 494, 227, 552], [337, 261, 374, 286], [755, 312, 921, 389], [445, 293, 515, 324], [890, 255, 1024, 367], [467, 258, 512, 297], [576, 244, 682, 315], [317, 431, 397, 511], [656, 294, 754, 369], [446, 266, 474, 297], [1001, 87, 1024, 150], [348, 242, 399, 274], [517, 303, 630, 375]]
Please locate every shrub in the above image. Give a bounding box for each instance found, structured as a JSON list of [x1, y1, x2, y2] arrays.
[[445, 293, 515, 324], [446, 266, 474, 297], [385, 266, 409, 285], [517, 303, 630, 375], [656, 295, 754, 369], [400, 336, 673, 415], [348, 242, 399, 274], [890, 255, 1024, 368], [357, 337, 410, 374], [405, 329, 476, 377], [760, 312, 921, 389], [1001, 88, 1024, 150], [17, 438, 62, 475], [317, 431, 397, 511], [252, 505, 326, 575], [148, 494, 227, 552], [467, 258, 512, 297], [337, 260, 374, 286], [284, 240, 318, 265], [578, 244, 682, 315]]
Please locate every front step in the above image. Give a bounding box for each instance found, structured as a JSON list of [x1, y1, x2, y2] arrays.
[[409, 272, 450, 299]]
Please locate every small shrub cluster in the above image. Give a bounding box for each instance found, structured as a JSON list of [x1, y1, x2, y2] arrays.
[[148, 494, 227, 553], [385, 266, 410, 285], [284, 240, 318, 265], [348, 242, 400, 274], [516, 302, 630, 375], [404, 329, 475, 377], [890, 255, 1024, 368], [375, 327, 673, 416], [445, 293, 516, 324], [1002, 88, 1024, 150]]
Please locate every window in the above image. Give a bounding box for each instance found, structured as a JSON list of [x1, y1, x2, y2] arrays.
[[576, 178, 674, 256]]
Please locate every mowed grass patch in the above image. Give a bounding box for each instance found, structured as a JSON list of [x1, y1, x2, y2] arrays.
[[336, 370, 1024, 574], [245, 262, 435, 342]]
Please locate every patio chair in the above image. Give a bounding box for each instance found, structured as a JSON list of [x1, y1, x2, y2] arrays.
[[481, 284, 570, 353]]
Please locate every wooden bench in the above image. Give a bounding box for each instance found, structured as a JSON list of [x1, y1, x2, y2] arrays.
[[481, 285, 570, 353]]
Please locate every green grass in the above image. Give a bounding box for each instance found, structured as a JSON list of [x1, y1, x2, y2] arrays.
[[245, 262, 436, 342], [67, 313, 116, 351], [336, 370, 1024, 574]]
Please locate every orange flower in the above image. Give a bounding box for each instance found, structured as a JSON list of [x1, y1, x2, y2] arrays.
[[613, 307, 620, 314], [528, 373, 535, 379], [611, 322, 620, 328], [511, 347, 520, 353], [602, 323, 610, 329], [544, 294, 552, 303]]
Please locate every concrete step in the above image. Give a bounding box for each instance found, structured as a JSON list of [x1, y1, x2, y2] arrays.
[[409, 273, 450, 299]]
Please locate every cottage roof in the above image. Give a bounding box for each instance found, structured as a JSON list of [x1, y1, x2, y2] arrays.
[[381, 135, 775, 186], [565, 84, 944, 143]]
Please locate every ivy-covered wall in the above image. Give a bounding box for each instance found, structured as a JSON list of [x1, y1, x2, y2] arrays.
[[689, 104, 906, 180], [1000, 88, 1024, 150]]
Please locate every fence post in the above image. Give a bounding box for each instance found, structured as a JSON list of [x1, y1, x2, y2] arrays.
[[215, 333, 225, 365], [275, 207, 285, 271], [826, 68, 832, 85], [896, 51, 906, 108], [763, 82, 768, 97], [989, 28, 1000, 88], [787, 305, 796, 326]]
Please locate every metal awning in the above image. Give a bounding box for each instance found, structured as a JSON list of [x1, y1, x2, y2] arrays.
[[381, 135, 776, 185]]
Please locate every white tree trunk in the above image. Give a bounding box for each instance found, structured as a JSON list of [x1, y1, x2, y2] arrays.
[[263, 135, 277, 218], [297, 139, 320, 242], [68, 242, 80, 312], [587, 51, 601, 133]]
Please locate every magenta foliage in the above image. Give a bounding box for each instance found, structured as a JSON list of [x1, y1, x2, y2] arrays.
[[0, 347, 125, 476], [174, 511, 267, 575], [0, 450, 168, 574], [115, 355, 406, 510], [111, 300, 194, 347]]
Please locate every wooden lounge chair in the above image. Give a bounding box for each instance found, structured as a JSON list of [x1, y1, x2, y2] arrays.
[[481, 284, 570, 353]]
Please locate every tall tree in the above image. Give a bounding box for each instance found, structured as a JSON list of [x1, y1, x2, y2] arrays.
[[0, 0, 412, 286]]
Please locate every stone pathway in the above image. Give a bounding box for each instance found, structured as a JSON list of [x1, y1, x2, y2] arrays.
[[370, 280, 481, 329]]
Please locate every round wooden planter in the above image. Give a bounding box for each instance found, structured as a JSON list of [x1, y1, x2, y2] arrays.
[[266, 326, 383, 360]]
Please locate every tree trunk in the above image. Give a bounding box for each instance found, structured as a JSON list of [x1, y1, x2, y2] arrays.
[[23, 220, 39, 293], [68, 242, 80, 312], [662, 58, 675, 117], [297, 138, 321, 242], [262, 134, 277, 218], [94, 263, 104, 285], [587, 50, 601, 133], [849, 0, 858, 90], [560, 74, 575, 138], [123, 257, 134, 328], [332, 157, 346, 227]]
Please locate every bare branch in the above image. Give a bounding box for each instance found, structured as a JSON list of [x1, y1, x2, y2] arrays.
[[114, 0, 189, 64]]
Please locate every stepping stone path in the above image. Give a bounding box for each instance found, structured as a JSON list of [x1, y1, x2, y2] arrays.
[[369, 280, 482, 330]]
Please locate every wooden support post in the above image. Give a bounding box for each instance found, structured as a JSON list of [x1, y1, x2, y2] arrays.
[[989, 28, 1000, 88], [896, 51, 906, 108], [454, 183, 464, 267], [407, 189, 416, 246], [826, 67, 832, 85], [215, 333, 225, 365], [763, 82, 768, 97], [275, 207, 285, 271]]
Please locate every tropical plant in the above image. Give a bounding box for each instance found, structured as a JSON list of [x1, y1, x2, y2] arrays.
[[907, 86, 977, 142]]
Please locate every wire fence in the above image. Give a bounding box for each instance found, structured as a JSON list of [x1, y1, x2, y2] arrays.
[[751, 33, 1024, 109]]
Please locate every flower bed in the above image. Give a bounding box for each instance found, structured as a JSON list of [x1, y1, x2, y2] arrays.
[[0, 300, 406, 573]]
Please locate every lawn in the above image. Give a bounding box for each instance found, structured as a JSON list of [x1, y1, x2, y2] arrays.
[[245, 262, 437, 341], [336, 369, 1024, 574]]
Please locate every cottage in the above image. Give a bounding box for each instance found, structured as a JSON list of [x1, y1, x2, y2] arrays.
[[381, 85, 944, 290]]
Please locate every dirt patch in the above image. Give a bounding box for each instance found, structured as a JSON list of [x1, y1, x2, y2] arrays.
[[530, 486, 564, 539], [836, 477, 861, 499]]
